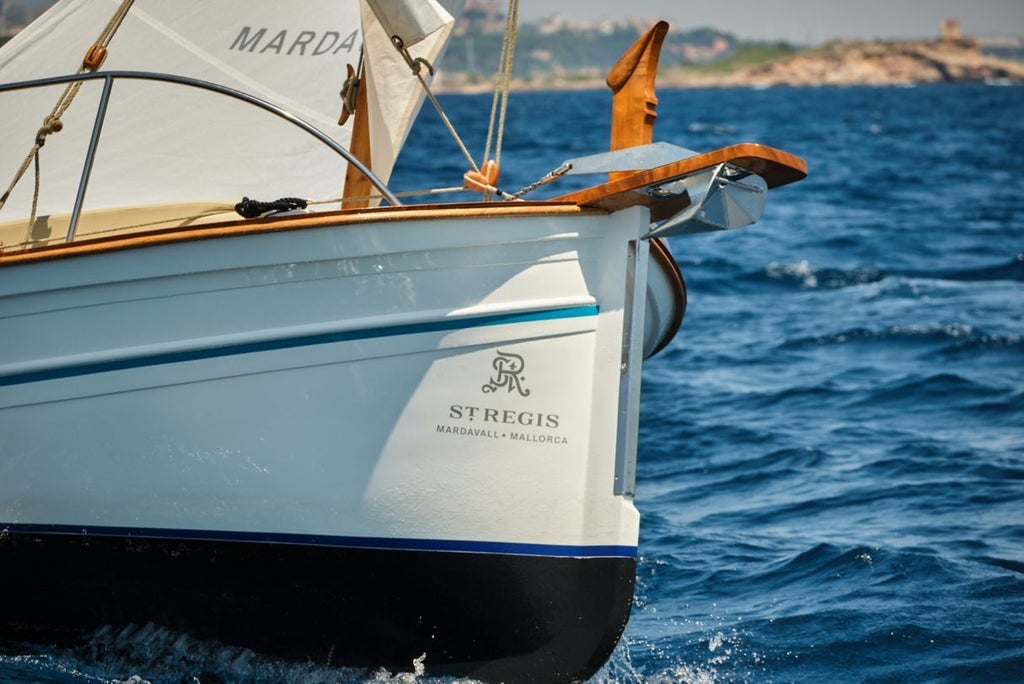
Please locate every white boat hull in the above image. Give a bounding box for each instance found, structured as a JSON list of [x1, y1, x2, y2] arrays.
[[2, 204, 652, 549], [0, 203, 667, 679], [0, 2, 807, 676]]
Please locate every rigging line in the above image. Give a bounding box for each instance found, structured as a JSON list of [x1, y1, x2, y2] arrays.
[[390, 34, 478, 174], [313, 186, 470, 205], [0, 0, 136, 221], [480, 0, 518, 202], [22, 147, 42, 245], [394, 5, 519, 196], [493, 0, 518, 171], [483, 0, 514, 164], [415, 70, 479, 174], [1, 181, 481, 251]]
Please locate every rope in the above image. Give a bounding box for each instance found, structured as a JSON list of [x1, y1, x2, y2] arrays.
[[241, 186, 474, 217], [480, 0, 518, 201], [0, 178, 520, 252], [0, 0, 136, 225], [484, 0, 518, 171], [24, 148, 42, 244], [389, 3, 520, 199], [312, 186, 473, 206], [96, 0, 135, 48], [415, 70, 479, 174], [234, 196, 308, 218], [389, 29, 480, 175]]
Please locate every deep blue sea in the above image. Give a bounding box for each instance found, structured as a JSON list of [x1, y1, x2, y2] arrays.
[[3, 83, 1023, 682]]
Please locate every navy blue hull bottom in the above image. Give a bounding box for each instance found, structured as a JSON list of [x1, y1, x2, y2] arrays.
[[0, 531, 635, 682]]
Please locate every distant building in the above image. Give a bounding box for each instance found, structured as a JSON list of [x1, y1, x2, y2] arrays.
[[457, 0, 507, 36], [941, 18, 962, 42]]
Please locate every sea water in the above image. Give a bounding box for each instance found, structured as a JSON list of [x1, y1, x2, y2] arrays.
[[2, 83, 1022, 682]]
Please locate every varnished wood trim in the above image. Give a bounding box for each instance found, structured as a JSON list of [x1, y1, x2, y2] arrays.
[[0, 202, 593, 266], [0, 142, 805, 268], [342, 60, 373, 210], [607, 21, 669, 182], [606, 21, 669, 92], [553, 143, 807, 217]]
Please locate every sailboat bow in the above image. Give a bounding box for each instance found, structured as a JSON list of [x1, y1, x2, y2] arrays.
[[0, 4, 805, 681]]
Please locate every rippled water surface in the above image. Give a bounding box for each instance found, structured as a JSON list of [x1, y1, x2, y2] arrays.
[[3, 83, 1023, 682]]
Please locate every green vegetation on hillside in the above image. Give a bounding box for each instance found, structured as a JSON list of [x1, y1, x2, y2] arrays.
[[686, 41, 800, 73], [445, 25, 745, 78]]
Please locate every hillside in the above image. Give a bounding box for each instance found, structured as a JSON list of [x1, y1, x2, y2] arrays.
[[439, 20, 800, 91], [444, 21, 744, 79], [438, 32, 1024, 91], [692, 37, 1024, 87], [3, 2, 1023, 90]]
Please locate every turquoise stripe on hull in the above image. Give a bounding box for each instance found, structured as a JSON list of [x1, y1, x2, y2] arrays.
[[0, 304, 599, 387]]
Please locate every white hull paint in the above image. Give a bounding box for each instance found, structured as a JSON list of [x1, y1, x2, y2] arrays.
[[0, 5, 807, 677], [0, 205, 655, 555]]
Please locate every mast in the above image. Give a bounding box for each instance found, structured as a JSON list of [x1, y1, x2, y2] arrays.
[[341, 0, 456, 209], [341, 61, 373, 209]]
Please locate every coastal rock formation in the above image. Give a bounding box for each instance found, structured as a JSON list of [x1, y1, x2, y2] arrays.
[[438, 35, 1024, 92], [701, 38, 1024, 87]]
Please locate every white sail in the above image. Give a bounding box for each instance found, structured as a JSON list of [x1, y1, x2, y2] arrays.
[[0, 0, 455, 221], [364, 0, 452, 47], [361, 0, 454, 188]]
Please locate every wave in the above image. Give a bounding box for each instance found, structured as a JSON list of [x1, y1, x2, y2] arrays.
[[593, 638, 725, 684], [687, 122, 738, 135], [0, 623, 429, 684], [758, 256, 1024, 291], [780, 323, 1023, 355], [687, 254, 1024, 296], [761, 260, 888, 290], [680, 259, 889, 294], [977, 556, 1024, 576], [848, 371, 1020, 415], [925, 253, 1024, 283]]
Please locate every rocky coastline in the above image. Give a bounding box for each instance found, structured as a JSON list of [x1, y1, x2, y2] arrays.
[[437, 36, 1024, 93], [692, 37, 1024, 88]]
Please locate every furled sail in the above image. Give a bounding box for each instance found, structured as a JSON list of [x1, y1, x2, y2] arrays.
[[0, 0, 455, 222]]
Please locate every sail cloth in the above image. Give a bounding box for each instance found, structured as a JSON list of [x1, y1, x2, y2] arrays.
[[0, 0, 455, 220], [364, 0, 452, 47], [361, 0, 454, 204]]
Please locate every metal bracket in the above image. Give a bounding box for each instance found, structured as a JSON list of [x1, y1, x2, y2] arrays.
[[645, 163, 767, 238], [561, 141, 697, 176]]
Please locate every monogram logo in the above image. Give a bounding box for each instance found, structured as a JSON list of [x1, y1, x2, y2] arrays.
[[481, 350, 531, 397]]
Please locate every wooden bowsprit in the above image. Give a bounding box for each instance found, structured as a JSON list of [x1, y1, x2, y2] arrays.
[[555, 142, 807, 230], [554, 21, 807, 235]]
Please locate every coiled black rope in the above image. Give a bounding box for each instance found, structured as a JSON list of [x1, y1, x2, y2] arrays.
[[234, 196, 308, 219]]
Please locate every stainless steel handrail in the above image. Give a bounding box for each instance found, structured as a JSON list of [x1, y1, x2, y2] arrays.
[[0, 70, 400, 241]]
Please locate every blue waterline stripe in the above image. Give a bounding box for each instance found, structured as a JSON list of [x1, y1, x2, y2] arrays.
[[0, 304, 599, 387], [0, 523, 638, 558]]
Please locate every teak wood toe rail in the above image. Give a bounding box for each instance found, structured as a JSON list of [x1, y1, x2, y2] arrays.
[[552, 143, 807, 221]]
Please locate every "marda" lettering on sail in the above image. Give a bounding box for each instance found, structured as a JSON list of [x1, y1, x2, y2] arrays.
[[229, 27, 360, 56]]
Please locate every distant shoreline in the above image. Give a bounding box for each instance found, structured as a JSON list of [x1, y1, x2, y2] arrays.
[[434, 77, 1023, 97], [436, 37, 1024, 93]]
